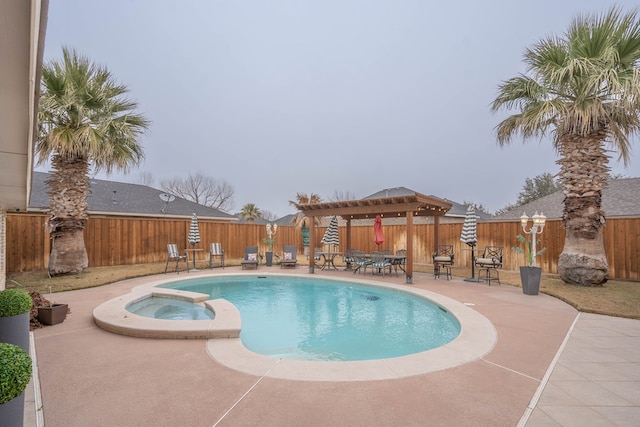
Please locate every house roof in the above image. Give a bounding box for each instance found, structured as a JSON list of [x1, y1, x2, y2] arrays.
[[492, 177, 640, 221], [29, 172, 238, 220]]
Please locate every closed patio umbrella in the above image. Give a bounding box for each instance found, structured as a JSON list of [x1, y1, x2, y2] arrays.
[[188, 213, 200, 246], [321, 216, 340, 252], [187, 213, 201, 270], [460, 205, 480, 282], [374, 215, 384, 250]]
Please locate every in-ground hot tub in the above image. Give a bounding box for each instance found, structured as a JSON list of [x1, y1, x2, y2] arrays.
[[93, 288, 241, 339]]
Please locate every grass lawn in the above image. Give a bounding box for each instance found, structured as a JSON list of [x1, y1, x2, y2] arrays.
[[7, 261, 640, 320]]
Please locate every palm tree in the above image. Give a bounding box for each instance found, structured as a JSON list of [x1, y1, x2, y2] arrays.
[[288, 192, 322, 227], [239, 203, 261, 222], [289, 192, 322, 256], [491, 7, 640, 286], [37, 47, 150, 275]]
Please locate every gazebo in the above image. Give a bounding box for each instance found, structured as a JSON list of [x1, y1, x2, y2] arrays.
[[295, 191, 452, 284]]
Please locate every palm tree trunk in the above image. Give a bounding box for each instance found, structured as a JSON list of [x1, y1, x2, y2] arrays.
[[557, 133, 609, 285], [48, 229, 88, 275], [47, 155, 90, 275]]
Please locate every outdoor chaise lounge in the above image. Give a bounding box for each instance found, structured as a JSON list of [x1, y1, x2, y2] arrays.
[[280, 245, 298, 268], [241, 246, 259, 270]]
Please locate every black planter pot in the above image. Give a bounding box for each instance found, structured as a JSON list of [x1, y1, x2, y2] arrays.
[[0, 312, 29, 352], [265, 252, 273, 267], [520, 266, 542, 295], [37, 304, 68, 325]]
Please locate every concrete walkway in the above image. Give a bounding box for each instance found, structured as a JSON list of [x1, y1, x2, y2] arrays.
[[525, 313, 640, 426], [23, 268, 639, 426]]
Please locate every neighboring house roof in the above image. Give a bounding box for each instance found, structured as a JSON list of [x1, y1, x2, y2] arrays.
[[235, 216, 270, 225], [275, 213, 297, 226], [492, 177, 640, 221], [29, 172, 238, 220]]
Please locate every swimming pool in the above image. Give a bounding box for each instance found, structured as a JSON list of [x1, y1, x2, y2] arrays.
[[93, 272, 497, 381], [158, 275, 460, 361]]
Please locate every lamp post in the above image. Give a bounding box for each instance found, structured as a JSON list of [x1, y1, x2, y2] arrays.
[[520, 212, 547, 267], [266, 223, 278, 244]]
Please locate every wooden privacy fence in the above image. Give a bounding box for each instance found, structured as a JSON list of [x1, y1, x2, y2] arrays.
[[5, 213, 639, 281]]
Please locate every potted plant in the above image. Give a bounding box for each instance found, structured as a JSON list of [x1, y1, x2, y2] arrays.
[[36, 287, 69, 325], [0, 289, 32, 352], [263, 223, 277, 266], [0, 342, 32, 427], [512, 234, 547, 295]]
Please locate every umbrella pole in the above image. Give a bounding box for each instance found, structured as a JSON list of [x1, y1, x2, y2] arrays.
[[471, 246, 475, 278], [464, 245, 482, 283]]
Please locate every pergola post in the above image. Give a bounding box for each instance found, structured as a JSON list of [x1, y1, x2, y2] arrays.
[[309, 216, 315, 274], [406, 210, 413, 284]]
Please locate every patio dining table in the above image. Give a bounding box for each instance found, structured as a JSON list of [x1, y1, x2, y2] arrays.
[[362, 253, 407, 276], [317, 251, 342, 271]]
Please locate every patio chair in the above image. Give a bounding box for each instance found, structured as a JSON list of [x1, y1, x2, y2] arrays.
[[343, 248, 356, 270], [241, 246, 259, 270], [433, 244, 454, 280], [475, 246, 503, 285], [209, 242, 225, 269], [165, 243, 187, 274], [280, 245, 298, 268], [392, 249, 407, 277], [370, 251, 392, 277], [352, 250, 372, 275]]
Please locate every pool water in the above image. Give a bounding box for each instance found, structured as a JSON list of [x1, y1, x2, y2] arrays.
[[159, 276, 460, 361], [127, 297, 214, 320]]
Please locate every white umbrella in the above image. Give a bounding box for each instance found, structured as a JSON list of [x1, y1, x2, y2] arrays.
[[460, 206, 480, 281], [188, 213, 200, 246], [460, 205, 478, 247], [321, 216, 340, 252]]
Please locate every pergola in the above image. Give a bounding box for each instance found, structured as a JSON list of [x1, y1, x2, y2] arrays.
[[295, 192, 453, 284]]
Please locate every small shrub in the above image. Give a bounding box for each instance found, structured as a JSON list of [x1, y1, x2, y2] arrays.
[[0, 343, 32, 404], [0, 289, 33, 317]]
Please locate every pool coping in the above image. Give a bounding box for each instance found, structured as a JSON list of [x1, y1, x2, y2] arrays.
[[93, 272, 497, 381]]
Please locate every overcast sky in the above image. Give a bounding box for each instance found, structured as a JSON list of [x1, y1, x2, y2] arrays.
[[40, 0, 639, 217]]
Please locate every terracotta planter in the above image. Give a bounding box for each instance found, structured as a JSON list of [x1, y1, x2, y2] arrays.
[[520, 266, 542, 295], [37, 304, 68, 325]]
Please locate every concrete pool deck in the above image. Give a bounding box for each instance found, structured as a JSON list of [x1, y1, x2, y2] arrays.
[[25, 267, 640, 426]]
